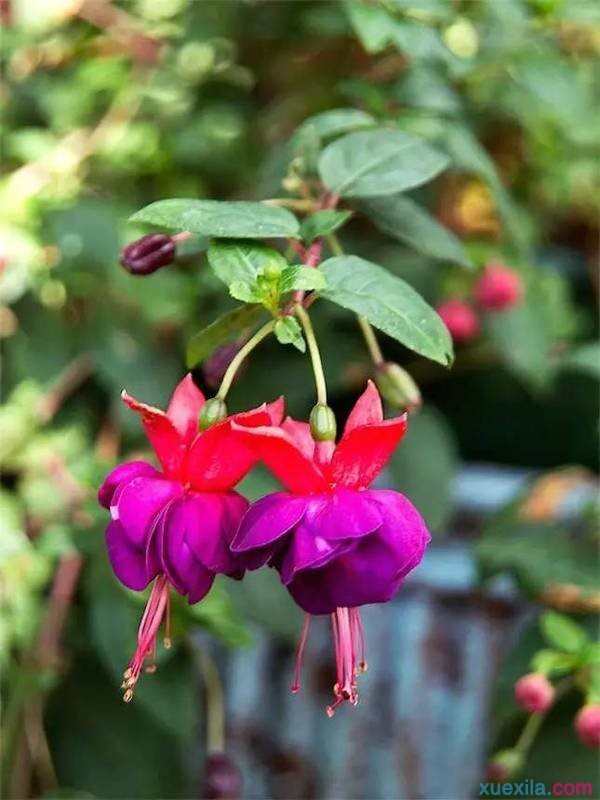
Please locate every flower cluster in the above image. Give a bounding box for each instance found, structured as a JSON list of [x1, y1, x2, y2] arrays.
[[98, 375, 430, 712], [437, 260, 524, 344]]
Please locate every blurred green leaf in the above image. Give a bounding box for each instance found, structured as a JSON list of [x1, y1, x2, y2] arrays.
[[297, 108, 376, 139], [131, 200, 300, 239], [530, 648, 578, 676], [560, 343, 600, 380], [319, 129, 450, 198], [388, 406, 458, 531], [321, 255, 454, 365], [186, 304, 266, 367], [299, 210, 353, 244], [360, 195, 472, 268], [540, 611, 589, 654]]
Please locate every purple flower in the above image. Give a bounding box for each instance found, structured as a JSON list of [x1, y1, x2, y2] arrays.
[[98, 374, 284, 698], [231, 381, 430, 715]]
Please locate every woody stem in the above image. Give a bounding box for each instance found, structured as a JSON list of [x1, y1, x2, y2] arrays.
[[216, 320, 276, 400], [294, 303, 327, 405]]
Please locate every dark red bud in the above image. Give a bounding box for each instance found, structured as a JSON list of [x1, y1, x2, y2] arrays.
[[201, 752, 242, 800], [120, 234, 175, 276]]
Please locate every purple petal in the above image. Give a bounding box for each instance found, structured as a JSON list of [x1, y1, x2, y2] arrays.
[[179, 491, 249, 576], [158, 498, 214, 603], [286, 490, 430, 615], [113, 476, 182, 548], [105, 521, 152, 591], [98, 461, 158, 509], [307, 488, 382, 541], [279, 522, 355, 585], [231, 493, 308, 552]]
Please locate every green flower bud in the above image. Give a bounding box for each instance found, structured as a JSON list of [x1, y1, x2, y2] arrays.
[[198, 397, 228, 430], [309, 403, 337, 442], [262, 258, 283, 282], [375, 362, 421, 411], [486, 749, 523, 782]]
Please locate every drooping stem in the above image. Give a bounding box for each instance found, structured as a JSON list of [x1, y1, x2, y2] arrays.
[[216, 319, 276, 400], [357, 315, 384, 366], [514, 676, 573, 760], [295, 303, 328, 405], [195, 647, 226, 753], [327, 233, 385, 367]]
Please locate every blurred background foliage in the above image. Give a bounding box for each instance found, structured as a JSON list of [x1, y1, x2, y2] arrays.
[[0, 0, 598, 798]]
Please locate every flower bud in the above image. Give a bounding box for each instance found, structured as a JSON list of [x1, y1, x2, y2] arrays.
[[514, 673, 555, 714], [375, 362, 421, 411], [486, 749, 523, 782], [309, 403, 336, 442], [202, 752, 242, 799], [199, 397, 228, 430], [437, 299, 480, 343], [474, 262, 523, 311], [574, 704, 600, 749], [261, 257, 283, 282], [120, 234, 175, 276]]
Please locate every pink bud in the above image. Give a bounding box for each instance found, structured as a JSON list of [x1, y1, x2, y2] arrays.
[[575, 704, 600, 749], [437, 300, 480, 343], [486, 749, 523, 781], [474, 262, 523, 311], [514, 673, 555, 714]]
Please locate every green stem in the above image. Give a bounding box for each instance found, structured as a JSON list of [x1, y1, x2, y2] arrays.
[[327, 233, 385, 367], [188, 640, 225, 753], [515, 676, 574, 760], [295, 303, 327, 405], [216, 320, 276, 400], [357, 315, 384, 366]]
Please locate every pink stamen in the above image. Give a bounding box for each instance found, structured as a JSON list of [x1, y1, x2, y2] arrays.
[[291, 613, 311, 693], [121, 575, 170, 702], [326, 607, 366, 717]]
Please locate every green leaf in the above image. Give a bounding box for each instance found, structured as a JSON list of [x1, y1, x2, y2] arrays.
[[320, 255, 453, 365], [560, 343, 600, 380], [345, 1, 396, 53], [130, 199, 300, 239], [476, 516, 599, 598], [360, 195, 472, 268], [319, 128, 449, 198], [279, 265, 326, 294], [300, 210, 353, 243], [274, 317, 306, 352], [531, 649, 579, 676], [186, 304, 265, 368], [486, 304, 554, 390], [207, 241, 287, 287], [541, 611, 589, 654], [388, 406, 458, 531], [228, 281, 261, 303], [297, 108, 376, 140]]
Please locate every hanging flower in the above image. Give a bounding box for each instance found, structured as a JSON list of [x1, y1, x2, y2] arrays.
[[98, 374, 283, 698], [231, 381, 430, 715]]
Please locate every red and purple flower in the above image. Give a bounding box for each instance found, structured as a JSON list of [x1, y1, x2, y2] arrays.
[[98, 374, 282, 697], [231, 381, 430, 715]]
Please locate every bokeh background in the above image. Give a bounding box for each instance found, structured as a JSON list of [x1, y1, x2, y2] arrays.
[[1, 1, 598, 798]]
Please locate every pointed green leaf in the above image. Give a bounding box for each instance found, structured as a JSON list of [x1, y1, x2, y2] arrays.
[[300, 210, 353, 244], [208, 241, 287, 287], [360, 195, 472, 268], [319, 129, 449, 198], [186, 304, 266, 368], [131, 199, 300, 239], [279, 265, 326, 294], [541, 611, 589, 654], [274, 317, 306, 352], [297, 108, 376, 140], [320, 255, 453, 365]]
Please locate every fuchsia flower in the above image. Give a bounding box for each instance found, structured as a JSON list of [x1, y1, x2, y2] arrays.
[[474, 261, 523, 311], [98, 374, 283, 698], [231, 381, 430, 715], [437, 299, 480, 343], [575, 704, 600, 749], [514, 673, 555, 714]]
